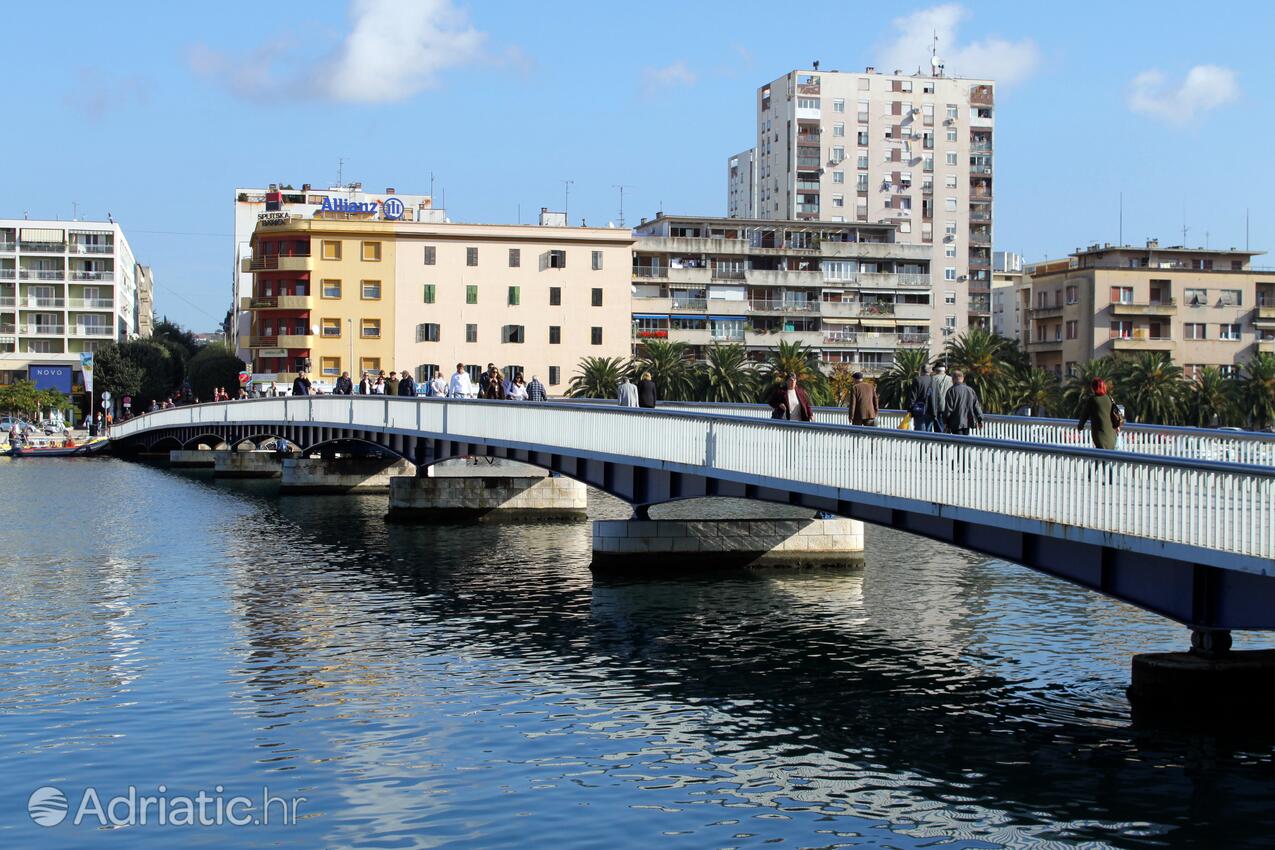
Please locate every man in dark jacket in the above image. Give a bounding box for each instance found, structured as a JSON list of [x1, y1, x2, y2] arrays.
[[636, 371, 657, 408], [357, 372, 372, 394], [397, 371, 416, 396], [909, 364, 934, 431], [478, 363, 495, 397], [847, 372, 879, 426], [943, 371, 984, 435], [334, 371, 353, 395], [292, 371, 311, 397], [768, 374, 814, 421]]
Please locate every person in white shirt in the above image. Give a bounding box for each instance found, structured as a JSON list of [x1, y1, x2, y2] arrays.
[[508, 373, 529, 401], [448, 362, 474, 398], [430, 373, 447, 397]]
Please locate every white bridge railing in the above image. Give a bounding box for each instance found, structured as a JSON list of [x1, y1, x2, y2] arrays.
[[113, 397, 1275, 565]]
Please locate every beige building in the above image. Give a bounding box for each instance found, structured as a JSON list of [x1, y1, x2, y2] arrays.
[[731, 64, 994, 345], [631, 214, 932, 375], [727, 148, 758, 219], [1025, 241, 1275, 378]]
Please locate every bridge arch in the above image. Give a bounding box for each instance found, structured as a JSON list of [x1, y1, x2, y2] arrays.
[[182, 433, 230, 450]]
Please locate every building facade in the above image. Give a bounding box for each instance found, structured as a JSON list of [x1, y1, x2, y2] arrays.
[[1025, 241, 1275, 378], [243, 213, 634, 393], [630, 214, 932, 375], [732, 65, 993, 347], [726, 148, 758, 219], [0, 218, 140, 400], [991, 267, 1027, 343], [233, 183, 442, 361], [135, 263, 155, 338]]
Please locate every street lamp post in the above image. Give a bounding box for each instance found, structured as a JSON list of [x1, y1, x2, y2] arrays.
[[347, 318, 354, 378]]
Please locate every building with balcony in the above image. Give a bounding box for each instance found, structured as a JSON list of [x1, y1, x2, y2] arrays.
[[244, 209, 634, 393], [727, 148, 758, 219], [727, 63, 993, 343], [232, 182, 444, 361], [991, 265, 1027, 343], [1024, 240, 1275, 378], [631, 214, 932, 376], [0, 218, 140, 401]]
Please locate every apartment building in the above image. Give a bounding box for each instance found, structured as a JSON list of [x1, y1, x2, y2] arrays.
[[630, 214, 932, 375], [991, 251, 1027, 342], [136, 264, 155, 337], [727, 148, 758, 219], [1025, 241, 1275, 378], [242, 210, 634, 392], [730, 64, 994, 345], [233, 182, 442, 361], [0, 218, 140, 398]]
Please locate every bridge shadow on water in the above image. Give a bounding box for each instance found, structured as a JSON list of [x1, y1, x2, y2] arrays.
[[195, 471, 1275, 848]]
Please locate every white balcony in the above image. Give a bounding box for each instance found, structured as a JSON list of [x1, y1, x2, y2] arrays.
[[19, 269, 65, 281]]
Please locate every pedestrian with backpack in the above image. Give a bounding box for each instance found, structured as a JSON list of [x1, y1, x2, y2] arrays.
[[1076, 378, 1122, 450]]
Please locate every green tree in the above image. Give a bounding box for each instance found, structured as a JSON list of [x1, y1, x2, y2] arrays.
[[1239, 352, 1275, 430], [1187, 366, 1239, 428], [152, 317, 201, 357], [943, 328, 1025, 413], [567, 356, 627, 399], [187, 343, 246, 403], [759, 340, 829, 404], [0, 379, 40, 417], [631, 339, 696, 402], [93, 342, 145, 404], [1115, 352, 1186, 425], [696, 343, 757, 403], [1062, 359, 1119, 418], [1010, 368, 1062, 417], [877, 347, 931, 410]]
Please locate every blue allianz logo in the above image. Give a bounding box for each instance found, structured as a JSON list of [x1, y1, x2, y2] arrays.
[[382, 197, 405, 220]]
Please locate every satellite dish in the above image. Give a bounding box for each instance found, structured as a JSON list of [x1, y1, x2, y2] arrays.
[[931, 55, 942, 68]]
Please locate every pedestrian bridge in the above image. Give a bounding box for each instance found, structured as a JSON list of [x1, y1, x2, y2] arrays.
[[111, 396, 1275, 634]]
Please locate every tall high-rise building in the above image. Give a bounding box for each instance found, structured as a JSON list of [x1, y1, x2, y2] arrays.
[[730, 64, 994, 347], [232, 182, 443, 361], [726, 149, 758, 219], [0, 218, 141, 403]]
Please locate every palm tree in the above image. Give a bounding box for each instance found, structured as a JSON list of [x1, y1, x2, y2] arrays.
[[1114, 352, 1186, 425], [1187, 366, 1239, 428], [1062, 359, 1118, 419], [759, 340, 829, 404], [697, 343, 757, 403], [631, 339, 696, 402], [1240, 352, 1275, 430], [1010, 368, 1062, 417], [943, 328, 1024, 413], [567, 356, 627, 399], [876, 347, 931, 410]]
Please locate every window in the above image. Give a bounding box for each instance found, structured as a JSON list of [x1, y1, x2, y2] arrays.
[[1110, 320, 1133, 339], [321, 318, 342, 338], [549, 286, 561, 306], [1185, 322, 1207, 340], [416, 323, 440, 342], [592, 250, 603, 270], [833, 98, 845, 112], [591, 326, 602, 345], [1220, 364, 1239, 379], [321, 240, 341, 260], [945, 197, 957, 211], [1219, 323, 1241, 340], [945, 151, 958, 166], [549, 366, 561, 386], [944, 267, 957, 281], [415, 364, 441, 384], [944, 245, 956, 258], [547, 249, 566, 269], [1219, 289, 1242, 307], [833, 123, 845, 137], [466, 285, 478, 304], [361, 280, 382, 300], [508, 285, 520, 306], [832, 171, 844, 184], [1065, 285, 1079, 304], [361, 319, 381, 339], [857, 153, 869, 169], [1065, 320, 1078, 340], [944, 291, 957, 304], [858, 77, 870, 91], [361, 241, 381, 262], [797, 97, 820, 109], [502, 325, 525, 344], [946, 128, 957, 142], [831, 146, 845, 163], [467, 247, 478, 266], [944, 175, 957, 188], [422, 284, 435, 304], [832, 195, 844, 208], [1109, 286, 1133, 304], [321, 279, 341, 299], [945, 315, 957, 329], [465, 323, 477, 343], [320, 357, 340, 377], [1185, 288, 1207, 306], [591, 288, 603, 307], [856, 129, 869, 146], [856, 174, 869, 191], [423, 245, 436, 265], [509, 248, 520, 267], [946, 104, 959, 120], [945, 221, 958, 236]]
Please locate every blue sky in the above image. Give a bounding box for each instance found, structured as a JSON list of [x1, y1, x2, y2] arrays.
[[1, 0, 1269, 330]]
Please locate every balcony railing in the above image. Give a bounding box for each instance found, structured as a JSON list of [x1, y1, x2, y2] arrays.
[[671, 297, 707, 311], [709, 330, 745, 342], [67, 298, 114, 310], [0, 269, 14, 281], [70, 243, 113, 254], [21, 297, 65, 308], [19, 242, 66, 252], [70, 270, 112, 281], [247, 251, 312, 271], [0, 297, 15, 308], [22, 325, 65, 335], [711, 268, 746, 280], [250, 296, 278, 308], [0, 242, 15, 252], [68, 325, 114, 337], [19, 269, 65, 281], [632, 266, 668, 278], [748, 299, 819, 313]]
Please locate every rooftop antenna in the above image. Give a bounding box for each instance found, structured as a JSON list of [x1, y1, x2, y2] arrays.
[[613, 184, 633, 228], [1181, 208, 1189, 246], [562, 180, 574, 226], [930, 30, 943, 77], [337, 157, 344, 188]]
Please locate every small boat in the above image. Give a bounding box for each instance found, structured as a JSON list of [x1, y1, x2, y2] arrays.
[[3, 438, 111, 458]]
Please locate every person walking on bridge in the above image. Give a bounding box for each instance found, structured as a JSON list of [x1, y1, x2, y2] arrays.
[[527, 375, 547, 401], [482, 365, 506, 400], [943, 371, 984, 435], [386, 371, 400, 396], [397, 370, 416, 397], [429, 371, 447, 398], [617, 376, 639, 407], [926, 365, 953, 433], [768, 373, 813, 422], [847, 371, 879, 426], [334, 371, 353, 395], [637, 371, 657, 409], [292, 370, 311, 397], [1077, 377, 1121, 450], [909, 364, 934, 431], [448, 363, 473, 398]]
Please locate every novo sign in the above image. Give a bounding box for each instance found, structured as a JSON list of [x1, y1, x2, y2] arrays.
[[317, 196, 405, 221]]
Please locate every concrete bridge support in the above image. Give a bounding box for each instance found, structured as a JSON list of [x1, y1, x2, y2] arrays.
[[591, 516, 865, 571], [387, 465, 587, 522], [213, 451, 284, 479], [280, 456, 416, 494], [169, 449, 218, 469]]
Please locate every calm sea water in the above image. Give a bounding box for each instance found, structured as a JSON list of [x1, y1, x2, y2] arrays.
[[1, 458, 1273, 849]]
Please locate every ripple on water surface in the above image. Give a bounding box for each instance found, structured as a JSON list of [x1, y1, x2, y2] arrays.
[[0, 459, 1272, 849]]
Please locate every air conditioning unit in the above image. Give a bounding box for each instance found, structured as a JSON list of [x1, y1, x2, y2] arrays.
[[958, 275, 968, 281]]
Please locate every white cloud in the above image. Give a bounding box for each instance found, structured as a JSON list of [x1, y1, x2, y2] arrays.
[[1127, 65, 1239, 125], [188, 0, 490, 103], [641, 60, 697, 97], [876, 3, 1039, 86]]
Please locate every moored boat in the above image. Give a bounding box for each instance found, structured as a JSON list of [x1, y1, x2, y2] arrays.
[[3, 438, 110, 458]]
